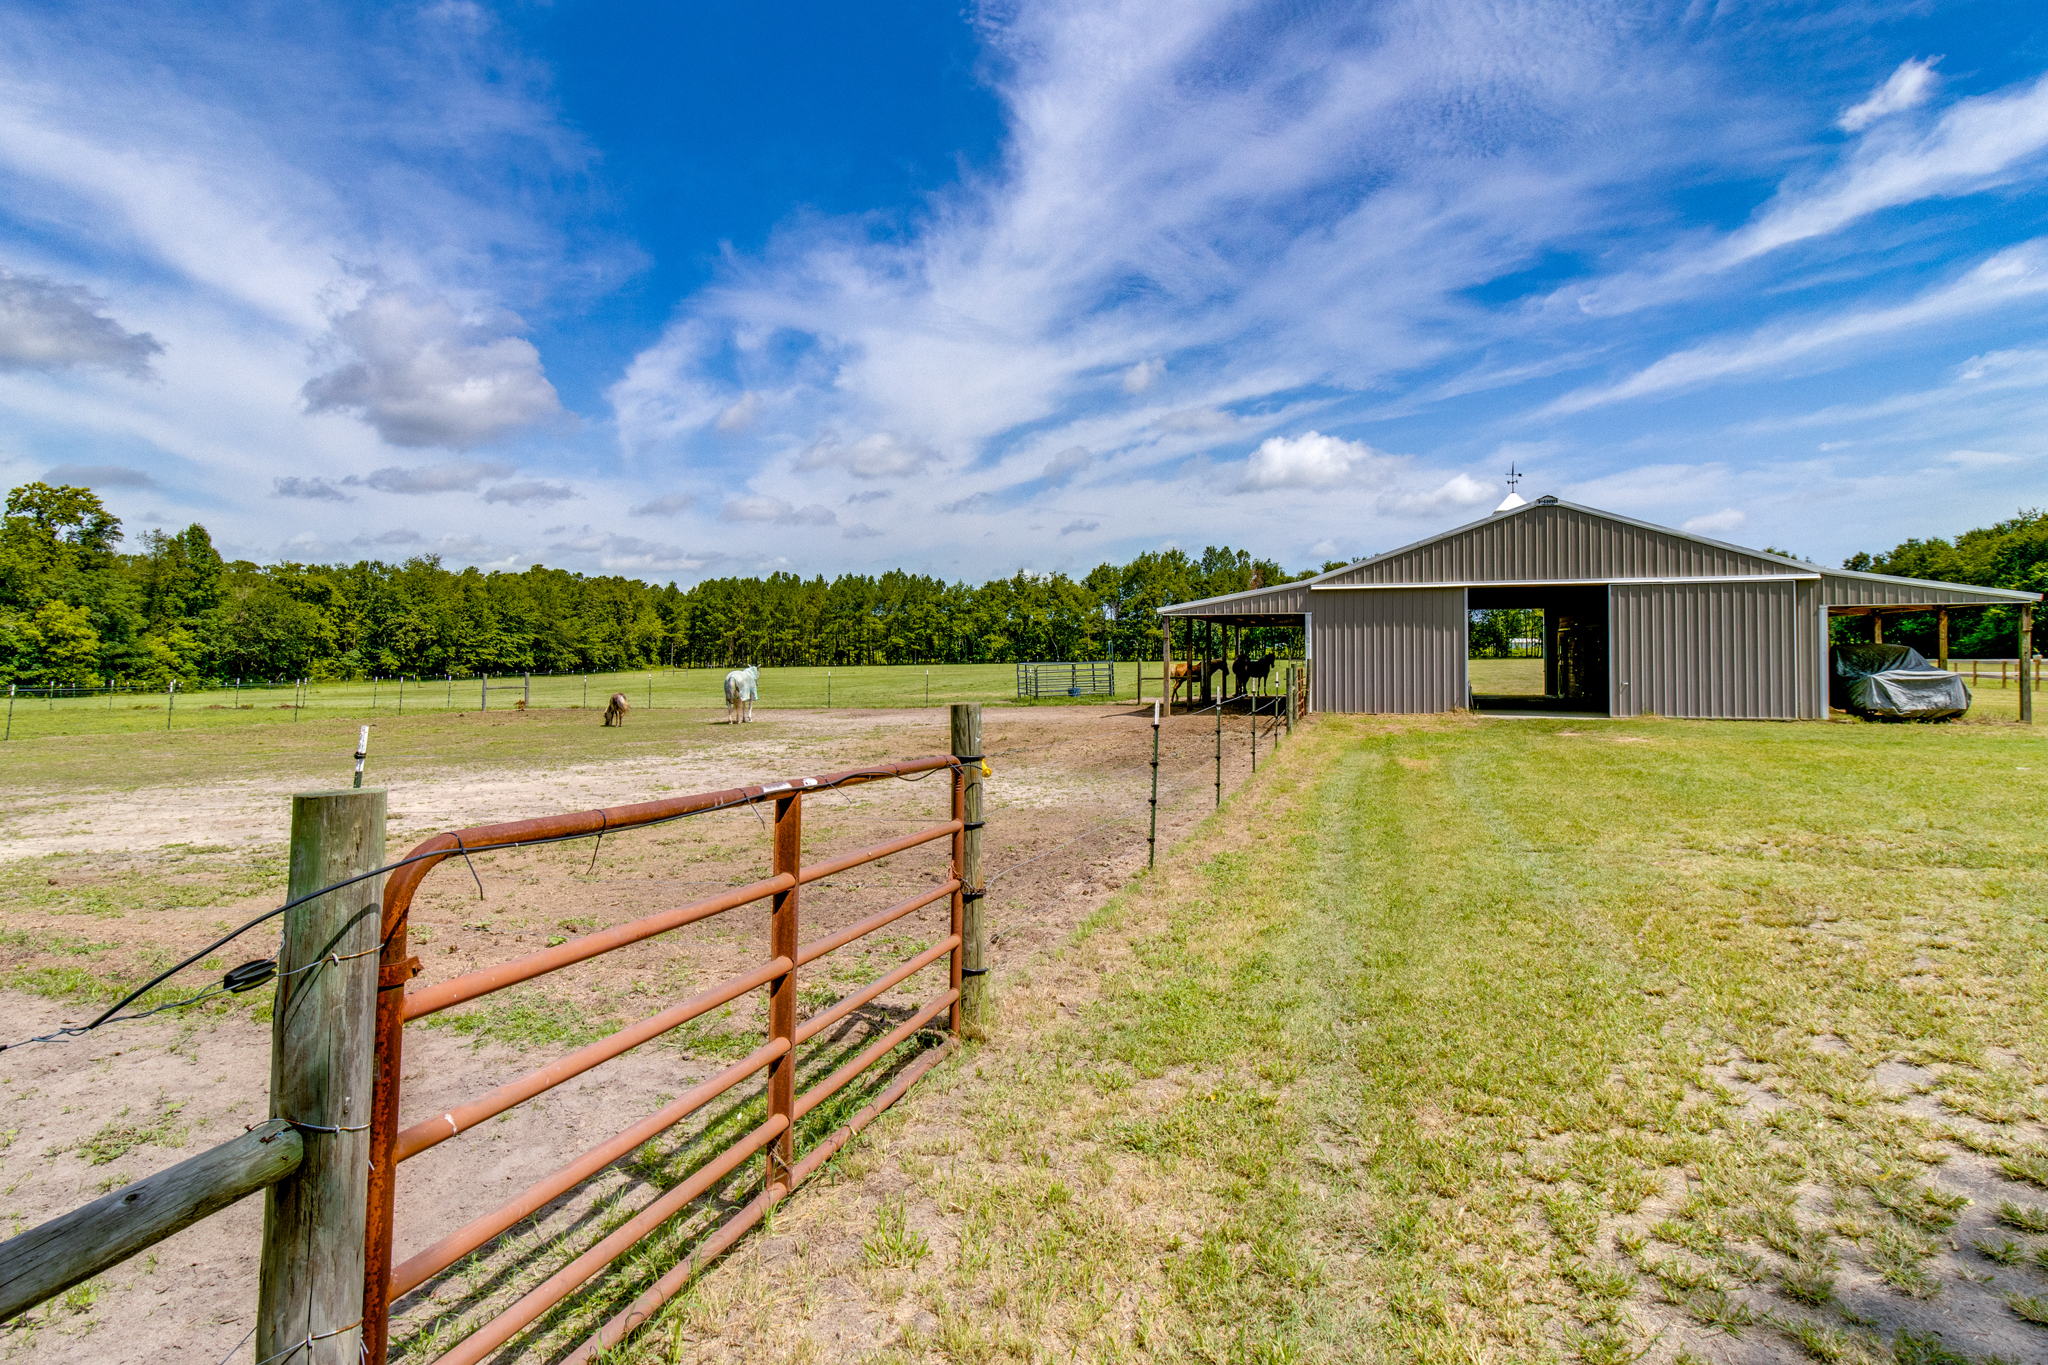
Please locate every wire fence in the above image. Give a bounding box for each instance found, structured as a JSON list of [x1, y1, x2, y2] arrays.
[[0, 696, 1301, 1361]]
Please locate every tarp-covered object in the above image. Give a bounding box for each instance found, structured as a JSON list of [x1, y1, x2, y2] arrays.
[[1831, 644, 1971, 719]]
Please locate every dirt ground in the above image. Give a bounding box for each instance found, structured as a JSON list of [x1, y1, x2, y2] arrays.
[[0, 703, 1275, 1364]]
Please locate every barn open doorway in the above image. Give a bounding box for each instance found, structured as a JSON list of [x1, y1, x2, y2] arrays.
[[1466, 586, 1610, 714]]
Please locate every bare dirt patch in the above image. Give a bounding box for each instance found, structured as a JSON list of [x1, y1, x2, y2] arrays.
[[0, 703, 1276, 1362]]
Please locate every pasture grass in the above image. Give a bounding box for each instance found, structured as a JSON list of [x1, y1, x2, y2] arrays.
[[645, 709, 2048, 1362], [0, 661, 1177, 742]]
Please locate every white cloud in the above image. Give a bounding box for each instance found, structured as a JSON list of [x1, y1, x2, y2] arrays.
[[273, 476, 350, 501], [1838, 58, 1940, 133], [1681, 508, 1746, 535], [1941, 448, 2023, 469], [346, 459, 511, 494], [794, 431, 932, 479], [0, 271, 160, 377], [1040, 447, 1091, 483], [1121, 358, 1163, 394], [544, 530, 721, 573], [1546, 240, 2048, 414], [720, 495, 836, 526], [714, 391, 763, 433], [630, 493, 694, 517], [481, 479, 575, 506], [302, 288, 561, 448], [1376, 473, 1495, 517], [44, 462, 154, 488], [1238, 431, 1382, 491]]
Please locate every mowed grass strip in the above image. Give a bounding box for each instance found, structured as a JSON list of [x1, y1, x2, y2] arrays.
[[628, 712, 2048, 1364]]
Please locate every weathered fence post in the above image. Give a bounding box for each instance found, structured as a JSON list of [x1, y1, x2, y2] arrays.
[[1284, 666, 1296, 732], [257, 788, 385, 1365], [4, 683, 12, 741], [165, 680, 176, 731], [1147, 700, 1161, 867], [950, 703, 988, 1037], [524, 674, 532, 708], [2021, 605, 2035, 726], [480, 675, 488, 710], [764, 790, 801, 1189]]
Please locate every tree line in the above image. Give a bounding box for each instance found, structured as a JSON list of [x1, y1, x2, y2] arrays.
[[1839, 509, 2046, 657], [3, 479, 2036, 686], [0, 482, 1298, 685]]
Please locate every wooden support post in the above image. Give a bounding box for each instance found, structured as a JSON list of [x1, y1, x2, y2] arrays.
[[1937, 608, 1950, 668], [2021, 605, 2035, 726], [950, 704, 988, 1037], [1285, 665, 1297, 732], [258, 788, 385, 1365], [1872, 612, 1884, 644], [764, 792, 801, 1185]]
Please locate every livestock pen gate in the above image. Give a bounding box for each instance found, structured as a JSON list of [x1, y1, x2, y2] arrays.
[[1016, 660, 1115, 698], [0, 709, 993, 1365]]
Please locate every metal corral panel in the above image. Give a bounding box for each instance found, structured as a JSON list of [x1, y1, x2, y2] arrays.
[[1311, 588, 1466, 713], [1323, 503, 1791, 586], [1611, 580, 1822, 719], [1820, 572, 2034, 608]]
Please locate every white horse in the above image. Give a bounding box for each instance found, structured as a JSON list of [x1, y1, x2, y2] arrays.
[[723, 665, 759, 723]]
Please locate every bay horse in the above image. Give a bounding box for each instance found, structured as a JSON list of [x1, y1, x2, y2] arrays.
[[724, 665, 759, 723], [1168, 657, 1226, 703], [602, 692, 629, 726]]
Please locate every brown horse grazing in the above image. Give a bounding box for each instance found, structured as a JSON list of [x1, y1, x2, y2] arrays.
[[1169, 657, 1226, 702], [602, 692, 629, 726], [1232, 651, 1277, 695]]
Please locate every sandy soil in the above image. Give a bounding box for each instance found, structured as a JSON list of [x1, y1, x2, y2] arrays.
[[0, 703, 1272, 1363]]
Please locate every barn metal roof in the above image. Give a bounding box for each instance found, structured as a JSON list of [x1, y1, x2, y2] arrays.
[[1160, 497, 2041, 616]]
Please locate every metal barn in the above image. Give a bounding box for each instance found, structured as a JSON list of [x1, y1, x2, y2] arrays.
[[1160, 496, 2040, 721]]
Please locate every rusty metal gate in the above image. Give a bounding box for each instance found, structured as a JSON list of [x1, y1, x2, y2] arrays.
[[360, 754, 971, 1362]]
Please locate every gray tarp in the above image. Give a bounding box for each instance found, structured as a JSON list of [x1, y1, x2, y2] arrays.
[[1831, 644, 1971, 720]]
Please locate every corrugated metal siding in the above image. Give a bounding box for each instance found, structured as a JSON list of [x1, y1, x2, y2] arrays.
[[1311, 589, 1466, 713], [1160, 585, 1311, 616], [1611, 581, 1821, 719], [1819, 573, 2033, 607], [1324, 504, 1790, 585]]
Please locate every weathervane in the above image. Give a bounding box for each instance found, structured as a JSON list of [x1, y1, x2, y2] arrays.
[[1505, 463, 1522, 494]]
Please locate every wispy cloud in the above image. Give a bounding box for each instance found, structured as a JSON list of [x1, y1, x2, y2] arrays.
[[1545, 240, 2048, 415], [1571, 65, 2048, 315], [1838, 58, 1940, 133]]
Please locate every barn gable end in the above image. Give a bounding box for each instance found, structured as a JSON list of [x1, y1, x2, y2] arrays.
[[1316, 502, 1802, 587]]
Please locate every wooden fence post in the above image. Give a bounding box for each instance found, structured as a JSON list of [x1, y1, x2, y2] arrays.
[[2021, 605, 2035, 726], [949, 704, 988, 1037], [257, 788, 386, 1365]]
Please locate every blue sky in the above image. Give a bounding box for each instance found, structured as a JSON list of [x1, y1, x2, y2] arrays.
[[1, 0, 2045, 582]]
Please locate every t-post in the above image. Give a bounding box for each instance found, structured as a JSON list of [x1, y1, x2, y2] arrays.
[[1148, 700, 1161, 866]]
